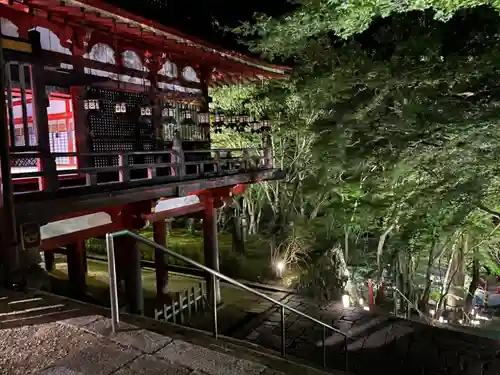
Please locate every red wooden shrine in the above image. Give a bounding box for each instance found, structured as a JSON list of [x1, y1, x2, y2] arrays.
[[0, 0, 287, 307]]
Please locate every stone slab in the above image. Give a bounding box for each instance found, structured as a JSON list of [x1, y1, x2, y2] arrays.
[[46, 330, 142, 375], [156, 339, 266, 375], [113, 354, 192, 375], [80, 316, 173, 354]]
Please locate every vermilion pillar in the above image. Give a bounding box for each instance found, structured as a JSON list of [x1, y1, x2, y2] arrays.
[[203, 195, 221, 304], [67, 241, 87, 297], [153, 220, 169, 298]]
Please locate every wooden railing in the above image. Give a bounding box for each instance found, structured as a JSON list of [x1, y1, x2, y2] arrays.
[[9, 148, 270, 193], [154, 282, 207, 324]]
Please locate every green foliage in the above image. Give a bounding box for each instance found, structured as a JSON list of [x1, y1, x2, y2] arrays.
[[210, 1, 500, 302], [86, 228, 273, 282]]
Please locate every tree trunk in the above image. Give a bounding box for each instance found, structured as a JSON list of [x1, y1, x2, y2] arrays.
[[419, 243, 435, 311], [465, 248, 479, 313]]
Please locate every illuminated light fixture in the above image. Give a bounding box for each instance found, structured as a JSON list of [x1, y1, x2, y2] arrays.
[[139, 98, 153, 117], [162, 105, 176, 121], [238, 115, 249, 132], [438, 316, 444, 323], [181, 111, 195, 125], [213, 110, 226, 134], [275, 261, 285, 278], [227, 116, 238, 130], [113, 93, 128, 114], [80, 87, 102, 113], [363, 306, 370, 311], [197, 110, 210, 125], [358, 298, 364, 306], [429, 309, 435, 317], [342, 294, 350, 309], [260, 115, 272, 133], [249, 117, 259, 133]]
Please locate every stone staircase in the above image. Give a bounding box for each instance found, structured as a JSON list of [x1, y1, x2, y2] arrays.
[[0, 288, 345, 375]]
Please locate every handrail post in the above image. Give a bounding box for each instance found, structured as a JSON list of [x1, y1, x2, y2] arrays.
[[322, 326, 327, 367], [280, 306, 286, 357], [212, 275, 218, 339], [104, 229, 351, 362], [106, 233, 120, 334], [344, 335, 349, 372]]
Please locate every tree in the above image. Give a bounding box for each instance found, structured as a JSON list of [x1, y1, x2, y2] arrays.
[[210, 2, 500, 308]]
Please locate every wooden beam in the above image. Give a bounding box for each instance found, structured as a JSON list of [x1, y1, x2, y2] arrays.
[[153, 220, 168, 298], [14, 169, 285, 225], [142, 203, 204, 222]]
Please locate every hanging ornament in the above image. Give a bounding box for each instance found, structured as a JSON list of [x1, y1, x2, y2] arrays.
[[259, 115, 272, 134], [161, 102, 177, 141], [227, 115, 238, 131], [249, 117, 259, 134], [113, 92, 128, 114], [139, 97, 153, 118], [213, 110, 226, 134], [238, 115, 249, 133], [80, 87, 102, 113]]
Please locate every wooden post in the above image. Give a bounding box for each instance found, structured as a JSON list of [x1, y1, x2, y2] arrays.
[[44, 251, 55, 272], [153, 220, 169, 298], [203, 195, 221, 304], [28, 30, 58, 192], [117, 235, 144, 315], [367, 279, 375, 311], [172, 131, 185, 177], [66, 241, 87, 297], [0, 33, 21, 288]]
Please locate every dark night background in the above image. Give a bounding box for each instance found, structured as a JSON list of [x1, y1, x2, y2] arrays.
[[106, 0, 292, 53]]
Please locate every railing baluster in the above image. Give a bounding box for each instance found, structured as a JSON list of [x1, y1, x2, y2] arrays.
[[192, 286, 198, 313], [281, 306, 286, 357], [186, 290, 192, 319], [177, 292, 184, 324], [212, 275, 218, 339], [171, 297, 177, 324], [163, 303, 168, 322]]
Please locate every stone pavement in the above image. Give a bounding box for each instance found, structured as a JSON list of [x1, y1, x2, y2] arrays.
[[231, 294, 500, 375]]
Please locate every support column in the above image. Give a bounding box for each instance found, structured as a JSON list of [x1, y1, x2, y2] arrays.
[[203, 195, 221, 304], [0, 34, 21, 288], [115, 235, 144, 315], [66, 241, 87, 297], [28, 30, 58, 192], [44, 251, 55, 272], [153, 220, 169, 298]]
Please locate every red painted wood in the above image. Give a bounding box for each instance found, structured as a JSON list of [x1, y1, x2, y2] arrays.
[[0, 1, 288, 84], [40, 221, 123, 251], [368, 279, 375, 310]]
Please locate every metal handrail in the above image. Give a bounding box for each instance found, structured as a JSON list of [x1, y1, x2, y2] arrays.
[[105, 230, 349, 371], [391, 286, 434, 325]]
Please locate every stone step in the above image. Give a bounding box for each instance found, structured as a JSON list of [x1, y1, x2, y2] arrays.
[[0, 289, 345, 375]]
